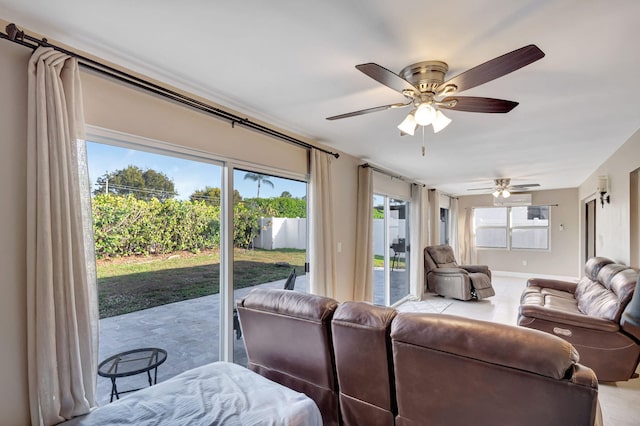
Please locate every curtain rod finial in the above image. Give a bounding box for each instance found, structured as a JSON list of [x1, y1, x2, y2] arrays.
[[6, 23, 23, 41]]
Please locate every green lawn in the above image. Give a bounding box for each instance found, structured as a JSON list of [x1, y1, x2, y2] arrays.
[[373, 254, 406, 269], [97, 248, 306, 318]]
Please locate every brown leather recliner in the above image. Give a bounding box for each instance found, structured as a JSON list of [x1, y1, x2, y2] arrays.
[[331, 302, 397, 426], [519, 256, 640, 382], [391, 313, 600, 426], [237, 288, 340, 425], [424, 244, 495, 300]]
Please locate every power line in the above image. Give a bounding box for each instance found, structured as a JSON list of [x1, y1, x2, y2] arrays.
[[97, 182, 177, 198]]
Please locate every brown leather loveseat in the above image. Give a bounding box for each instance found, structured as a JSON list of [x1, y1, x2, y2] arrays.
[[239, 288, 600, 426], [519, 256, 640, 382]]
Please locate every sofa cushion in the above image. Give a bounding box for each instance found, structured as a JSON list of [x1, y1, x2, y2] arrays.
[[584, 257, 615, 281], [426, 245, 457, 266], [575, 264, 639, 322]]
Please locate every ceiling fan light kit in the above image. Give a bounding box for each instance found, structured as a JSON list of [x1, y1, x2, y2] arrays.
[[432, 109, 452, 133], [327, 45, 545, 156], [470, 178, 540, 198], [397, 112, 417, 135], [414, 103, 436, 126]]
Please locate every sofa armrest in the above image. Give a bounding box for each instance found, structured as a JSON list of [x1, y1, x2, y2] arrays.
[[432, 267, 468, 275], [519, 305, 620, 332], [569, 364, 598, 388], [526, 278, 577, 294], [460, 264, 490, 275]]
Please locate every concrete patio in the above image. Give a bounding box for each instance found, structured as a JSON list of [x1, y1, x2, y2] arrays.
[[96, 268, 410, 405]]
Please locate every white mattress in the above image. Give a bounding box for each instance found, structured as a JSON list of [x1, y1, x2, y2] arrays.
[[61, 361, 322, 426]]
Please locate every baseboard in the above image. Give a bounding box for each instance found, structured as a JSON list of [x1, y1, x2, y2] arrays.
[[493, 270, 579, 282]]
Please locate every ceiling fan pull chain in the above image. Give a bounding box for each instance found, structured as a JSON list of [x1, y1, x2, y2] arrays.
[[421, 126, 426, 157]]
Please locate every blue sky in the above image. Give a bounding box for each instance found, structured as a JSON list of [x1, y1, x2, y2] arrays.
[[86, 142, 306, 200]]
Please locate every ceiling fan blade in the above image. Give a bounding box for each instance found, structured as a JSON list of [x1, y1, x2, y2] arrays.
[[356, 63, 418, 95], [441, 45, 545, 94], [510, 183, 541, 188], [439, 96, 518, 113], [467, 187, 495, 191], [326, 102, 410, 120]]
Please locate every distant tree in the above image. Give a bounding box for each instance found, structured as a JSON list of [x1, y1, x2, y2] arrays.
[[190, 186, 242, 205], [94, 165, 176, 201], [243, 172, 274, 198], [280, 191, 292, 198]]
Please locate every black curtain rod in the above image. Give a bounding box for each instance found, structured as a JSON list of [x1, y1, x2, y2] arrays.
[[361, 163, 403, 180], [360, 163, 422, 184], [1, 23, 340, 159]]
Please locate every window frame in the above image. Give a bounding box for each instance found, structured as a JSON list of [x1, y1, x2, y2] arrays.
[[474, 205, 551, 251]]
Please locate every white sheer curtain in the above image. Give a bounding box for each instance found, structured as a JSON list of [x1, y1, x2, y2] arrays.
[[309, 149, 337, 298], [353, 166, 373, 301], [450, 197, 460, 258], [460, 208, 477, 264], [410, 184, 430, 298], [26, 47, 98, 426]]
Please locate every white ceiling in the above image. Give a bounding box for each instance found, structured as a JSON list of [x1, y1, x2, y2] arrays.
[[2, 0, 640, 195]]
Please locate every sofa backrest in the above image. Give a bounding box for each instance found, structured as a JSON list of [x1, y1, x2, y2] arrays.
[[331, 302, 397, 426], [583, 256, 614, 281], [575, 259, 639, 322], [390, 313, 599, 426], [238, 288, 340, 426], [425, 245, 458, 271]]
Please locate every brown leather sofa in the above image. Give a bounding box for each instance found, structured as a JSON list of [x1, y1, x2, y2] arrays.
[[519, 256, 640, 382], [237, 288, 340, 425], [239, 288, 600, 425], [424, 244, 495, 300], [392, 313, 600, 426]]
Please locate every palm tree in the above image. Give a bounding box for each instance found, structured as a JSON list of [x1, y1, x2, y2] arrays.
[[243, 172, 274, 198]]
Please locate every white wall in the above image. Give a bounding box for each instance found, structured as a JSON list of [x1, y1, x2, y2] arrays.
[[253, 217, 307, 250], [0, 39, 30, 425], [578, 128, 640, 267], [457, 188, 581, 277]]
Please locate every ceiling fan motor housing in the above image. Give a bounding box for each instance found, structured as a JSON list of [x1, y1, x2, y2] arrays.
[[400, 61, 449, 95], [495, 178, 511, 188]]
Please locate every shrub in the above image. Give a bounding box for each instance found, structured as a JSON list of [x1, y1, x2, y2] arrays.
[[92, 195, 220, 258]]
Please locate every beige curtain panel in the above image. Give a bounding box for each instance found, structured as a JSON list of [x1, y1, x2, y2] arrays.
[[450, 197, 460, 259], [410, 184, 429, 298], [352, 166, 373, 301], [26, 47, 98, 426], [460, 208, 477, 265], [309, 149, 337, 298]]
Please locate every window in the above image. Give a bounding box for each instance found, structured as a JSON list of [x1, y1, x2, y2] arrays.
[[474, 208, 508, 248], [439, 208, 450, 245], [510, 206, 549, 249], [474, 206, 550, 250]]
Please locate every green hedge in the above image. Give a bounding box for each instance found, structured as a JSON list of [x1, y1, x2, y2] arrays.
[[92, 194, 305, 258], [92, 194, 221, 258], [244, 197, 306, 218]]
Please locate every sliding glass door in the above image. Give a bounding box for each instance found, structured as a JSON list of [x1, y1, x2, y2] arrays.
[[373, 195, 410, 306], [86, 140, 223, 404], [232, 169, 308, 364]]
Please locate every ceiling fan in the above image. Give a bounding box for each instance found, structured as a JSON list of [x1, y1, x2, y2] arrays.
[[326, 45, 545, 154], [468, 178, 540, 198]]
